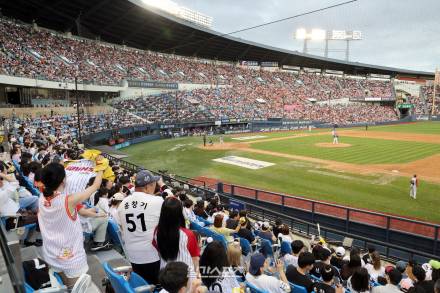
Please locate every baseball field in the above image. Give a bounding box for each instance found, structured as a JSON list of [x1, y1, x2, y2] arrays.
[[121, 122, 440, 223]]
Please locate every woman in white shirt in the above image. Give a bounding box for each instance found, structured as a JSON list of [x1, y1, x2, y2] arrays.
[[364, 251, 385, 282], [200, 240, 240, 292]]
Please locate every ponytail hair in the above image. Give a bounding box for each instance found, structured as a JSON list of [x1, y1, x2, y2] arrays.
[[41, 163, 66, 197]]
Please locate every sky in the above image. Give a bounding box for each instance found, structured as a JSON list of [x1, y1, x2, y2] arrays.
[[173, 0, 440, 72]]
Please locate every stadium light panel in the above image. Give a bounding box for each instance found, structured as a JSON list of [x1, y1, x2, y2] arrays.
[[295, 28, 307, 40], [311, 29, 326, 40], [142, 0, 179, 14]]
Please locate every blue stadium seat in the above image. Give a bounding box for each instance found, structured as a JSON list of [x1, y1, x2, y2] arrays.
[[259, 239, 273, 258], [199, 227, 228, 248], [24, 282, 34, 293], [290, 282, 308, 293], [190, 221, 204, 232], [280, 241, 292, 256], [196, 216, 212, 226], [245, 281, 270, 293], [103, 262, 153, 293], [107, 219, 122, 247]]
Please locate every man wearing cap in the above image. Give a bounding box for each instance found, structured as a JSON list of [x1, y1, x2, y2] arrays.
[[373, 267, 403, 293], [331, 247, 346, 270], [118, 170, 165, 285], [245, 253, 291, 293], [259, 221, 277, 243]]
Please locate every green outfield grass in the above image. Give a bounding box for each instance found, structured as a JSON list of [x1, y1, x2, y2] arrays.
[[251, 135, 440, 164], [370, 121, 440, 134], [121, 127, 440, 223]]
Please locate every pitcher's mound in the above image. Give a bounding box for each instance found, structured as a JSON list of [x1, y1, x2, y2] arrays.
[[315, 142, 352, 148]]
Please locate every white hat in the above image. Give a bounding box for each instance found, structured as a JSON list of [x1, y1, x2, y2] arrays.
[[112, 192, 125, 201], [262, 222, 270, 229], [335, 246, 346, 257]]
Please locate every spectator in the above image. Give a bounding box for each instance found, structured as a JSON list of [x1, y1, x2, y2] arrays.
[[245, 253, 291, 293], [277, 224, 293, 243], [311, 264, 343, 293], [311, 247, 341, 280], [237, 217, 256, 244], [227, 241, 245, 281], [341, 254, 362, 281], [182, 199, 198, 227], [372, 267, 402, 293], [363, 245, 376, 265], [286, 251, 315, 291], [348, 268, 371, 293], [331, 247, 346, 270], [412, 265, 435, 293], [283, 240, 305, 268], [199, 241, 240, 292], [77, 201, 111, 251], [93, 186, 110, 214], [259, 221, 277, 243], [210, 213, 240, 242], [225, 210, 239, 229], [153, 197, 200, 274], [273, 218, 283, 238], [365, 251, 385, 282], [194, 200, 208, 219], [158, 261, 206, 293], [38, 163, 102, 288], [118, 170, 164, 285], [108, 192, 124, 224]]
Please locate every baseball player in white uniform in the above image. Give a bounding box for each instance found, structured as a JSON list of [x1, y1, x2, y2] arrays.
[[410, 174, 418, 199], [332, 128, 339, 144]]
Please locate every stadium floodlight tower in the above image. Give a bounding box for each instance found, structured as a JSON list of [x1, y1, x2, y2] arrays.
[[295, 29, 362, 61]]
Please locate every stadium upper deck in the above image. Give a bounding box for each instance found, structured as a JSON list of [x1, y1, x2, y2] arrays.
[[0, 0, 433, 79]]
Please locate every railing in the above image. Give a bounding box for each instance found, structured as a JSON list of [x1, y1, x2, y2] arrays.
[[101, 152, 439, 261]]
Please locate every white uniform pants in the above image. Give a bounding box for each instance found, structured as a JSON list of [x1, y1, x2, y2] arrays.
[[410, 185, 417, 199]]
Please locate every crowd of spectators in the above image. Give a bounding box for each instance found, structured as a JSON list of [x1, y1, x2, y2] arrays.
[[112, 88, 398, 124], [1, 119, 439, 293], [421, 86, 440, 115], [1, 17, 392, 102]]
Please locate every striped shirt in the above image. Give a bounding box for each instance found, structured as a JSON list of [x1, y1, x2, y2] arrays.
[[153, 227, 200, 270], [38, 192, 88, 277], [64, 160, 96, 195]]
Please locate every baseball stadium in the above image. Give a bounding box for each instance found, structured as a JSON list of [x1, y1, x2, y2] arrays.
[[0, 0, 439, 292]]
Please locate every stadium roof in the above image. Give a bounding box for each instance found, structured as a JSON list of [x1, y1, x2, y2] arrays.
[[0, 0, 434, 79]]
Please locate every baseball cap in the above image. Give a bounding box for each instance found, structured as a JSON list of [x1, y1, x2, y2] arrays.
[[249, 253, 266, 275], [262, 222, 270, 229], [112, 192, 125, 201], [396, 260, 408, 273], [135, 170, 160, 187], [335, 246, 345, 257], [385, 267, 402, 285]]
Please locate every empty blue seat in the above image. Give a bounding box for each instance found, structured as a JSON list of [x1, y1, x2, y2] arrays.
[[102, 262, 153, 293]]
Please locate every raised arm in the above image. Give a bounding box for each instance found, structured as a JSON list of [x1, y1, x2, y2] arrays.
[[68, 171, 103, 208]]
